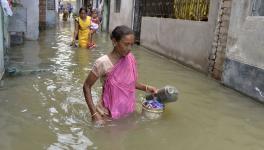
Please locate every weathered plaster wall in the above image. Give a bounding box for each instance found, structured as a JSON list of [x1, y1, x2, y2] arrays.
[[0, 8, 4, 79], [140, 0, 220, 72], [223, 0, 264, 102], [21, 0, 39, 40]]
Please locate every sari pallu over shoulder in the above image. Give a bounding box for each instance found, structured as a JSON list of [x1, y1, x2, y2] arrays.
[[103, 53, 138, 119]]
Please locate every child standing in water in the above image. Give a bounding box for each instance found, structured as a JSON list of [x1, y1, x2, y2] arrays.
[[88, 9, 100, 49], [83, 25, 157, 125]]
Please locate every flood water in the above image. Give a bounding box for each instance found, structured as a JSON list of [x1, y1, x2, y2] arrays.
[[1, 20, 264, 150]]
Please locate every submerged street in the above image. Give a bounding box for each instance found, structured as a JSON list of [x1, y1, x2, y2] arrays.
[[0, 19, 264, 150]]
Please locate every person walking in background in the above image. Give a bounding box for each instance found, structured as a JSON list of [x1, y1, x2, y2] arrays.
[[83, 25, 157, 125], [62, 8, 69, 21], [67, 3, 73, 18], [72, 7, 91, 48], [59, 0, 64, 14]]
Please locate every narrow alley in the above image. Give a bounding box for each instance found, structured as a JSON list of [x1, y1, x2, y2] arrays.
[[0, 13, 264, 150], [1, 0, 264, 150]]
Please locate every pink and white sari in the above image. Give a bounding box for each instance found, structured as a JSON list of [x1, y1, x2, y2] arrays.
[[102, 52, 138, 119]]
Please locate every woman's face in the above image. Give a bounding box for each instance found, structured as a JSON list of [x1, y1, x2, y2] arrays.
[[115, 34, 135, 56], [79, 10, 87, 19]]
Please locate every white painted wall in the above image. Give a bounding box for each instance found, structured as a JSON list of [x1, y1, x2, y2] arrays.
[[8, 7, 27, 32], [20, 0, 39, 40], [109, 0, 134, 32]]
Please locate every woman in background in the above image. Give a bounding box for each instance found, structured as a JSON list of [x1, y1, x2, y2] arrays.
[[72, 7, 91, 48]]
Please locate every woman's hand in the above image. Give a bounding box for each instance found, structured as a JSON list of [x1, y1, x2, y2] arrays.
[[92, 113, 106, 125], [136, 82, 158, 95], [146, 85, 158, 95], [70, 39, 75, 46], [90, 29, 95, 34]]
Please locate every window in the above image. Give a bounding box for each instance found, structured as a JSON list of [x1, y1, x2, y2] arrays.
[[47, 0, 55, 10], [252, 0, 264, 16], [115, 0, 121, 13]]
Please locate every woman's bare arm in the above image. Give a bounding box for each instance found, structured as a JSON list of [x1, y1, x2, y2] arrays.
[[136, 81, 157, 94], [83, 72, 104, 123]]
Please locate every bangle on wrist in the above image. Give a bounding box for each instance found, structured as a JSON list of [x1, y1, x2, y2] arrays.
[[91, 112, 98, 117], [145, 85, 148, 92]]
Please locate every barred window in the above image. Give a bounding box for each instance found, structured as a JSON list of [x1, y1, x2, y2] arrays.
[[115, 0, 121, 13], [142, 0, 210, 21], [47, 0, 55, 10]]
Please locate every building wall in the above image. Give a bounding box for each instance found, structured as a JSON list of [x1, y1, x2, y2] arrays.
[[3, 8, 10, 49], [55, 0, 59, 13], [76, 0, 81, 13], [208, 0, 232, 80], [20, 0, 39, 40], [46, 0, 57, 27], [39, 0, 46, 30], [140, 0, 220, 72], [46, 10, 57, 27], [8, 7, 27, 32], [222, 0, 264, 102], [0, 8, 4, 79], [109, 0, 134, 32], [0, 6, 10, 79], [102, 0, 110, 32], [92, 0, 98, 9]]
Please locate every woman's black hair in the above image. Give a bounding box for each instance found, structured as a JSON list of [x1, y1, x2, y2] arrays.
[[111, 25, 134, 42], [91, 9, 97, 14], [79, 7, 88, 14]]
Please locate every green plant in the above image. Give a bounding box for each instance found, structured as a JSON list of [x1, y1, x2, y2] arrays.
[[12, 0, 23, 7]]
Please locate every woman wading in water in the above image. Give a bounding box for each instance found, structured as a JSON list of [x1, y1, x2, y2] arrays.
[[83, 25, 157, 125]]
